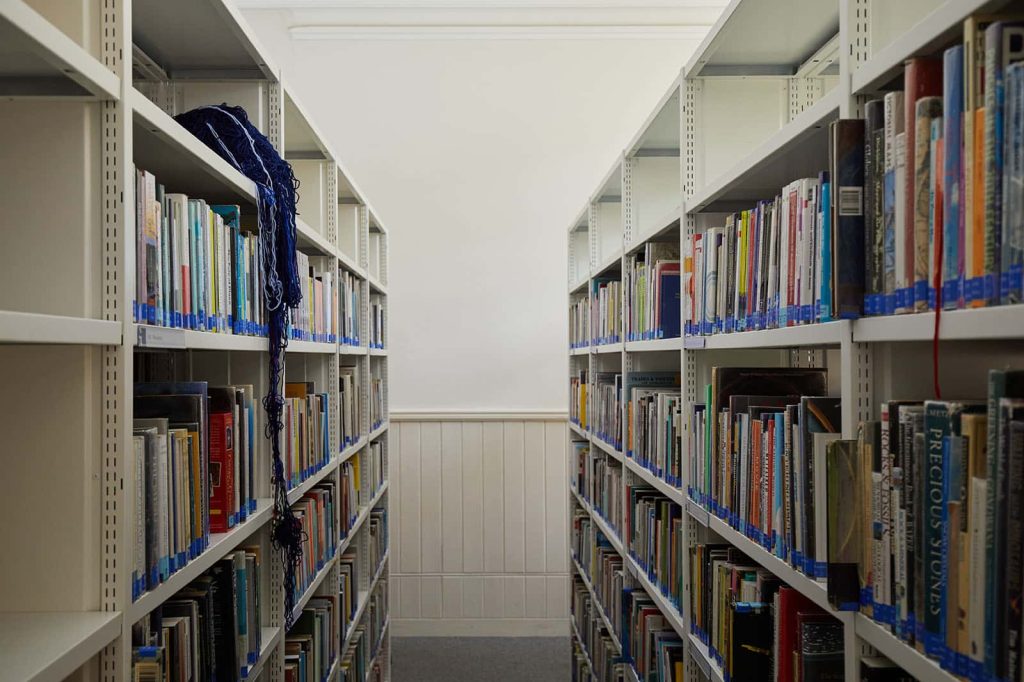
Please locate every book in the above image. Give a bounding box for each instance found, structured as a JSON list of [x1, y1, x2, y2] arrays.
[[831, 119, 866, 319], [826, 438, 861, 610]]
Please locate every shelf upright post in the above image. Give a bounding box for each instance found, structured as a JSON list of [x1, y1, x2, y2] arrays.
[[100, 0, 133, 678], [680, 73, 701, 679]]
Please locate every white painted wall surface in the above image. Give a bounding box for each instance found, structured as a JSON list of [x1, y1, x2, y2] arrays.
[[236, 6, 710, 411]]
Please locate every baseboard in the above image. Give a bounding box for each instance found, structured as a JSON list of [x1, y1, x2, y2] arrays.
[[392, 618, 570, 637], [390, 410, 568, 422]]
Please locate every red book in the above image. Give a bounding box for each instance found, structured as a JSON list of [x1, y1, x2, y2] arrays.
[[776, 587, 820, 682], [903, 58, 943, 300], [208, 391, 236, 533]]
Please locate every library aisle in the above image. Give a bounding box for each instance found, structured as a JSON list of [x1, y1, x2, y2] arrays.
[[4, 0, 1024, 681]]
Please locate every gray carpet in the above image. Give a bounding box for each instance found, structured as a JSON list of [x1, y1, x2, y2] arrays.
[[391, 637, 570, 681]]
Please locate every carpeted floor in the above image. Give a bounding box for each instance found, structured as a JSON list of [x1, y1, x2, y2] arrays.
[[391, 637, 570, 682]]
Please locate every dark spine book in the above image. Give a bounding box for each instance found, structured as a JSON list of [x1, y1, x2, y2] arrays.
[[863, 101, 884, 314], [1003, 400, 1024, 680], [827, 439, 861, 609], [829, 119, 867, 318], [210, 560, 238, 682], [799, 616, 845, 682], [922, 401, 948, 656], [986, 370, 1024, 676], [730, 604, 772, 681]]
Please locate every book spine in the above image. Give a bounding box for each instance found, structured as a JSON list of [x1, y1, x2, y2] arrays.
[[943, 45, 965, 310], [985, 371, 1006, 677], [832, 120, 867, 318], [923, 401, 949, 656]]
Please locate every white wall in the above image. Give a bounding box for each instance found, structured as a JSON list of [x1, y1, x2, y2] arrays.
[[238, 7, 709, 412]]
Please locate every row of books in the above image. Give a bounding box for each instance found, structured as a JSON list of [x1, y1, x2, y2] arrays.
[[289, 251, 337, 344], [626, 374, 682, 485], [286, 596, 339, 682], [593, 278, 622, 345], [340, 270, 362, 347], [339, 551, 359, 641], [574, 443, 624, 534], [687, 367, 833, 576], [624, 241, 681, 341], [283, 383, 331, 491], [689, 543, 848, 682], [134, 168, 267, 336], [340, 365, 363, 449], [132, 381, 257, 602], [572, 517, 626, 649], [622, 586, 684, 681], [571, 369, 588, 428], [824, 369, 1024, 681], [592, 373, 622, 450], [627, 486, 683, 614], [370, 298, 385, 349], [291, 482, 338, 599], [339, 581, 388, 682], [370, 368, 385, 431], [683, 174, 834, 336], [572, 577, 623, 682], [131, 548, 263, 682], [571, 295, 590, 349], [859, 19, 1024, 315]]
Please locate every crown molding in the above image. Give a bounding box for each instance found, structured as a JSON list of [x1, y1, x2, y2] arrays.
[[238, 0, 727, 8], [290, 23, 710, 40]]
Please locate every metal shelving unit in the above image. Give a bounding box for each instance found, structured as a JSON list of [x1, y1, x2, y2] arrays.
[[564, 0, 1024, 679], [0, 0, 391, 679]]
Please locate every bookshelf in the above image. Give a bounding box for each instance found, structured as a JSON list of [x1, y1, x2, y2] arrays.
[[0, 0, 390, 680], [565, 0, 1024, 680]]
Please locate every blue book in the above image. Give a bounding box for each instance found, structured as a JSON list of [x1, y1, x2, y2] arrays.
[[943, 45, 965, 310], [921, 400, 949, 656], [659, 271, 680, 338], [818, 173, 833, 322], [830, 119, 866, 318]]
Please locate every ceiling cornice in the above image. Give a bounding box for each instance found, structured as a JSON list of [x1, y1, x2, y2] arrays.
[[290, 24, 710, 39], [237, 1, 726, 8]]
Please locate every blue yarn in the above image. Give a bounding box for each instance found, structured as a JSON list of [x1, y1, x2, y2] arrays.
[[175, 104, 305, 625]]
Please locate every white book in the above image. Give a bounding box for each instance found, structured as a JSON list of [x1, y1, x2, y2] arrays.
[[133, 435, 146, 593], [704, 228, 721, 328], [969, 476, 987, 662], [894, 132, 908, 311], [813, 432, 840, 582]]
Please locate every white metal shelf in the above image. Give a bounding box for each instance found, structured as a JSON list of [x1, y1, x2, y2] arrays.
[[592, 250, 622, 278], [130, 87, 257, 207], [624, 551, 688, 640], [0, 0, 121, 100], [569, 277, 589, 295], [706, 510, 836, 614], [126, 498, 272, 624], [340, 483, 389, 556], [683, 319, 849, 350], [686, 87, 841, 214], [626, 205, 681, 254], [855, 614, 958, 682], [570, 346, 590, 356], [367, 275, 387, 296], [290, 551, 339, 625], [683, 0, 838, 78], [591, 436, 624, 463], [850, 0, 1010, 95], [295, 216, 337, 258], [340, 550, 390, 656], [685, 496, 710, 528], [132, 0, 278, 80], [0, 311, 121, 346], [622, 456, 684, 506], [593, 342, 623, 355], [369, 347, 387, 357], [368, 421, 389, 442], [135, 324, 267, 352], [338, 249, 366, 280], [569, 421, 588, 440], [340, 343, 367, 355], [0, 611, 120, 682], [687, 633, 725, 682], [340, 436, 367, 464], [245, 626, 284, 681], [569, 617, 598, 682], [852, 306, 1024, 343], [623, 337, 680, 353], [364, 617, 390, 682], [570, 487, 624, 557], [571, 554, 622, 653], [289, 339, 337, 354], [287, 455, 341, 506]]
